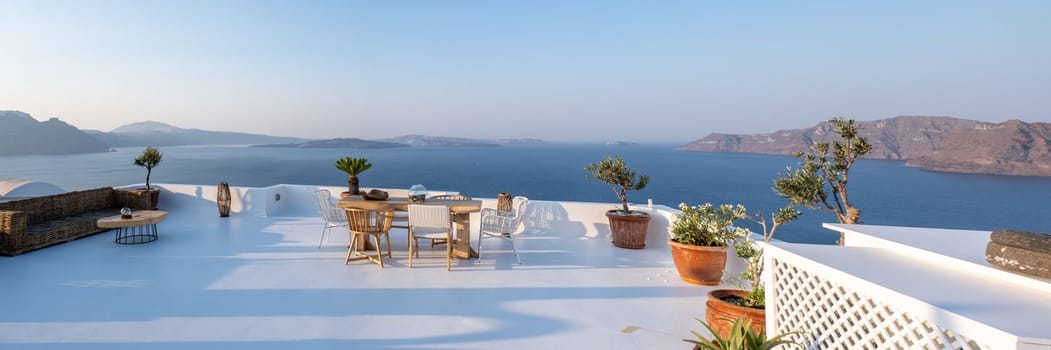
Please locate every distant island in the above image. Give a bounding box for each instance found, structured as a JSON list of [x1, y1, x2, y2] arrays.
[[0, 110, 551, 156], [678, 116, 1051, 177], [87, 121, 308, 147], [14, 110, 1048, 177], [258, 135, 548, 149], [0, 111, 109, 156], [253, 138, 408, 149], [606, 141, 640, 147], [375, 135, 504, 147]]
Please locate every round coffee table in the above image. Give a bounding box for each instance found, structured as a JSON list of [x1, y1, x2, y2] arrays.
[[97, 210, 168, 244]]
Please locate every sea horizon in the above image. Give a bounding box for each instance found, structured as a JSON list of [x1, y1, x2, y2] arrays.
[[4, 144, 1050, 245]]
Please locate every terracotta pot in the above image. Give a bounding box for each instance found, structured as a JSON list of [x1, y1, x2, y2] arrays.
[[606, 210, 650, 249], [669, 240, 727, 285], [705, 289, 765, 339]]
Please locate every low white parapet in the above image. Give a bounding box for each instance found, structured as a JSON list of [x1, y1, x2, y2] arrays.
[[765, 224, 1051, 349]]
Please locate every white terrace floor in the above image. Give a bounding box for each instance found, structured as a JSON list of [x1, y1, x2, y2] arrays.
[[0, 185, 714, 350]]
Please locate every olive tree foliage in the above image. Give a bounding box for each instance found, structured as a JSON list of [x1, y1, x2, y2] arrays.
[[775, 117, 871, 227], [731, 205, 802, 308], [133, 146, 163, 191], [728, 117, 871, 306], [584, 155, 649, 213]]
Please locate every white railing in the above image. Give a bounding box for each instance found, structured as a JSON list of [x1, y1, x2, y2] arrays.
[[764, 225, 1051, 350], [764, 245, 988, 349]]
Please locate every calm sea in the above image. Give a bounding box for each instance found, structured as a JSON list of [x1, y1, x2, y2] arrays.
[[3, 144, 1050, 244]]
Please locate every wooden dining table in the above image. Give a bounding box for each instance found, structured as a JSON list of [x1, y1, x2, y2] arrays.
[[337, 196, 483, 259]]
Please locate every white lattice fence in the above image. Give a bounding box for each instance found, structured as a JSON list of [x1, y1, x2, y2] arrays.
[[768, 257, 989, 349]]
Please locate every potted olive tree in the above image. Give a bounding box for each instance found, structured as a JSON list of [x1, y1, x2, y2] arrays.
[[705, 205, 800, 339], [335, 156, 372, 195], [133, 146, 163, 209], [705, 117, 864, 337], [669, 203, 749, 285], [585, 155, 650, 249]]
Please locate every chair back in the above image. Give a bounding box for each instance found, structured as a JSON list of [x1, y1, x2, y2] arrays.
[[409, 204, 451, 229], [346, 208, 393, 234], [313, 189, 346, 224], [510, 197, 530, 227], [429, 194, 472, 201], [313, 189, 334, 210]]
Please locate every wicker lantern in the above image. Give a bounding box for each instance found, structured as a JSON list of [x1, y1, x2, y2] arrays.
[[497, 192, 513, 212], [217, 182, 232, 217]]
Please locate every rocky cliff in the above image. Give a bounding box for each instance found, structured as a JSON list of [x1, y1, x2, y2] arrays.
[[905, 119, 1051, 176], [678, 116, 1051, 176], [0, 111, 110, 156]]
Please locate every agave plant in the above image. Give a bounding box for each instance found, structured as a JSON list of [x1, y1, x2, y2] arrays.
[[684, 317, 802, 350], [335, 156, 372, 195]]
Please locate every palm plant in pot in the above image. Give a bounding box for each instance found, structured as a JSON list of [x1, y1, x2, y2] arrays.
[[335, 156, 372, 196], [585, 155, 650, 249], [133, 146, 163, 209], [669, 203, 749, 285]]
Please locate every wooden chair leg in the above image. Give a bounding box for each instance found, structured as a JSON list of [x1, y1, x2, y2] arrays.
[[373, 235, 384, 268], [409, 234, 415, 268], [346, 234, 358, 265], [384, 232, 392, 258], [407, 226, 412, 250], [414, 237, 420, 258], [446, 231, 452, 271]]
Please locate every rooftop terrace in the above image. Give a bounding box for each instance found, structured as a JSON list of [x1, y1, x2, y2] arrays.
[[0, 184, 708, 349], [2, 184, 1050, 349]]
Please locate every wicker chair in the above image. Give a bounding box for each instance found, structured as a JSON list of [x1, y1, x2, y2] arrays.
[[345, 208, 394, 268], [0, 187, 153, 256]]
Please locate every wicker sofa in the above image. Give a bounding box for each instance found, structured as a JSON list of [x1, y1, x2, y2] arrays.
[[0, 187, 152, 256]]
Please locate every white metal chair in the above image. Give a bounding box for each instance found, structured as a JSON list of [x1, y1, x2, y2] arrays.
[[477, 196, 527, 264], [425, 194, 472, 247], [313, 189, 348, 249], [345, 208, 394, 268], [408, 204, 454, 271]]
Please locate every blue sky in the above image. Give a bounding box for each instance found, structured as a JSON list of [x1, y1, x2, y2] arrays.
[[2, 0, 1049, 142]]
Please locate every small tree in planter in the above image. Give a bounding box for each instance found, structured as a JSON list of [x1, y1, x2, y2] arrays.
[[733, 206, 802, 307], [335, 156, 372, 195], [133, 146, 163, 209], [704, 205, 800, 338], [669, 203, 749, 285], [585, 155, 650, 249], [705, 156, 814, 338], [777, 117, 871, 244]]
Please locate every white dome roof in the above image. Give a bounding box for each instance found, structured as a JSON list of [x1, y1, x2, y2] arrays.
[[0, 178, 65, 198]]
